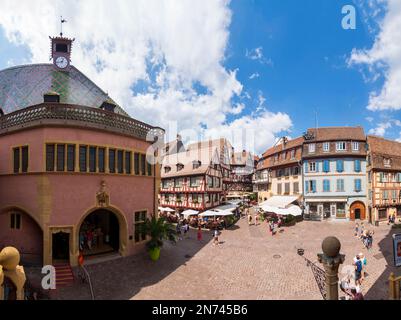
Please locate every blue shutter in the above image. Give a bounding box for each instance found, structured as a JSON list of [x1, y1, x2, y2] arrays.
[[323, 180, 328, 192], [355, 160, 361, 172], [312, 180, 316, 193], [337, 160, 344, 173], [304, 162, 308, 173], [356, 179, 361, 192], [316, 161, 320, 172], [305, 181, 309, 193], [323, 160, 330, 173]]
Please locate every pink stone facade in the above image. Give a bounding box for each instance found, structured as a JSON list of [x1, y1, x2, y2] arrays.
[[0, 125, 157, 266]]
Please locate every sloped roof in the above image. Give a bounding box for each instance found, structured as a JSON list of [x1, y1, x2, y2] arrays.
[[305, 127, 365, 142], [262, 136, 304, 158], [161, 146, 220, 178], [0, 64, 127, 116], [367, 135, 401, 171], [231, 151, 253, 166]]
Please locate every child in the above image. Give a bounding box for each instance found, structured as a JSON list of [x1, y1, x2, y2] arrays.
[[354, 223, 359, 238]]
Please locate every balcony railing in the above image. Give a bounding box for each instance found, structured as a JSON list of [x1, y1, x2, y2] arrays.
[[0, 103, 164, 141]]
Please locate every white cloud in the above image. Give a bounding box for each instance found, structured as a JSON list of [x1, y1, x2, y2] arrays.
[[246, 47, 273, 66], [249, 72, 260, 80], [365, 116, 374, 123], [349, 0, 401, 111], [0, 0, 291, 154], [368, 122, 392, 136]]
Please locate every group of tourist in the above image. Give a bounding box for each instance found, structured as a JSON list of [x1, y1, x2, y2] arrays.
[[388, 213, 397, 225], [354, 222, 374, 250], [340, 252, 367, 300], [79, 223, 109, 252]]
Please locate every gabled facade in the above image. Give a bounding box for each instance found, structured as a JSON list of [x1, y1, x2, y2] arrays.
[[186, 138, 233, 201], [226, 151, 255, 197], [303, 127, 367, 221], [160, 147, 224, 211], [253, 156, 270, 202], [366, 135, 401, 224], [265, 136, 304, 199]]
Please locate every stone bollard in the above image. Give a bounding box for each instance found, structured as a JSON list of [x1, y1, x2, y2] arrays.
[[317, 236, 345, 300], [0, 247, 27, 300]]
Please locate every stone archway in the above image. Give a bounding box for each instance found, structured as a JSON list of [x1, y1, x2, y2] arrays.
[[75, 206, 128, 264], [350, 201, 366, 221]]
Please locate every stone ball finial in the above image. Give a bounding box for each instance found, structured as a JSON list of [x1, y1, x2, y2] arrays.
[[0, 247, 21, 271], [322, 236, 341, 258]]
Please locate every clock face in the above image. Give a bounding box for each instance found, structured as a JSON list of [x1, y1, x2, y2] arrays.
[[55, 56, 69, 69]]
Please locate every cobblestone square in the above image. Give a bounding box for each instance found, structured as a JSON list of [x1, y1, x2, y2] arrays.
[[43, 212, 399, 300]]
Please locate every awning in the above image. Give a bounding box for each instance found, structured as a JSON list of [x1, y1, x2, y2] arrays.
[[199, 210, 234, 217], [158, 207, 175, 212], [259, 196, 300, 209], [181, 209, 199, 218], [260, 204, 302, 216], [214, 204, 238, 212], [306, 198, 347, 203]]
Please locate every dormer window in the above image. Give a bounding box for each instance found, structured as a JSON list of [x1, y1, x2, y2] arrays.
[[274, 154, 279, 162], [323, 142, 330, 152], [164, 166, 171, 174], [282, 152, 286, 160], [308, 144, 316, 153], [352, 142, 359, 151], [384, 158, 392, 168], [193, 161, 201, 169], [290, 149, 296, 159], [176, 163, 184, 171]]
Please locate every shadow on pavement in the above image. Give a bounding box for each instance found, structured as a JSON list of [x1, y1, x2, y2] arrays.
[[46, 228, 216, 300], [365, 226, 400, 300]]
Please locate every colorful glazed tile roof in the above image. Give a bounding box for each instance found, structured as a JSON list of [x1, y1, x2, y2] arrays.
[[0, 64, 128, 116]]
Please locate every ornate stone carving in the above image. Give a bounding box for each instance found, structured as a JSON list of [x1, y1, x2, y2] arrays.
[[96, 180, 110, 207]]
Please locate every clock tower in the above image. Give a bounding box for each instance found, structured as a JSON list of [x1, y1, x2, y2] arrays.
[[50, 35, 75, 71]]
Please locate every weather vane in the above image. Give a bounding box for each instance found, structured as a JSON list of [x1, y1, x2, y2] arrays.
[[60, 16, 67, 37]]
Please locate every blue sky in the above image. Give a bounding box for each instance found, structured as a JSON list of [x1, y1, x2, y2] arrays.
[[0, 0, 399, 154], [226, 0, 392, 137]]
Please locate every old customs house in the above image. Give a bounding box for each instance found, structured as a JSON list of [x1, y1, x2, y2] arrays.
[[0, 35, 163, 267]]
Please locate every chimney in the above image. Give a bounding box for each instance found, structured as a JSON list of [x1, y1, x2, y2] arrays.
[[43, 91, 60, 103]]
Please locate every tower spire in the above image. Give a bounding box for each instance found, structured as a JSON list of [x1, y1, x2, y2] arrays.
[[60, 16, 67, 37]]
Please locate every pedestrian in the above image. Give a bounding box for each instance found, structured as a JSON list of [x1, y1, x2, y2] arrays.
[[248, 214, 253, 226], [181, 223, 187, 239], [197, 225, 203, 242], [213, 228, 219, 246], [354, 255, 363, 286], [351, 288, 364, 300], [360, 222, 365, 238], [339, 275, 354, 300], [176, 222, 182, 240], [86, 229, 93, 250], [255, 214, 259, 226], [368, 231, 373, 250], [359, 253, 367, 282], [354, 223, 359, 238]]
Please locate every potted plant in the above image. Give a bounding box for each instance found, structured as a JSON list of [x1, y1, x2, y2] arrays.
[[138, 215, 177, 261]]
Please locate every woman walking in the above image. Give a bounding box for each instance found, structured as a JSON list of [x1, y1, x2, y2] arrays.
[[197, 225, 203, 242]]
